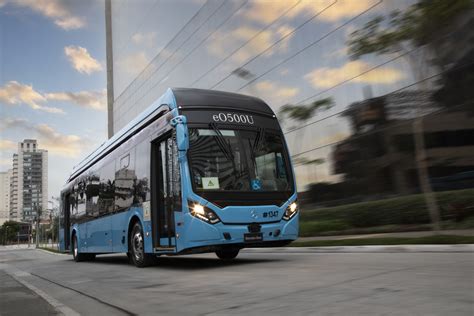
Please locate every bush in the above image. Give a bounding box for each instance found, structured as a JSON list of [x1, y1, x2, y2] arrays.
[[300, 189, 474, 228], [299, 220, 351, 236]]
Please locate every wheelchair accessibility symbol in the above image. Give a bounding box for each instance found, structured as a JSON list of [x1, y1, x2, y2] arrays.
[[251, 179, 262, 191]]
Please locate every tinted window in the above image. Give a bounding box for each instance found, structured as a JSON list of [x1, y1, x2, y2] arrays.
[[115, 149, 136, 210]]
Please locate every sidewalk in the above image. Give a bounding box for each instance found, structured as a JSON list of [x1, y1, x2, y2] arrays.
[[297, 229, 474, 242], [0, 271, 59, 315]]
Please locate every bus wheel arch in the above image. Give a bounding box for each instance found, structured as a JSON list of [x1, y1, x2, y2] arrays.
[[128, 219, 154, 267], [71, 230, 94, 262], [71, 229, 77, 256], [127, 216, 141, 253]]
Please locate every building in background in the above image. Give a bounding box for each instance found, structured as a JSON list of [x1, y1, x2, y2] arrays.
[[9, 140, 48, 222], [0, 170, 12, 225], [106, 0, 474, 204]]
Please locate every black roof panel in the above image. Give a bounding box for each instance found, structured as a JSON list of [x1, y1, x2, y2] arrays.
[[171, 88, 274, 115]]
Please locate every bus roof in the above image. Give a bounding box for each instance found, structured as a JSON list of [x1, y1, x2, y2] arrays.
[[173, 88, 274, 115], [66, 88, 274, 185]]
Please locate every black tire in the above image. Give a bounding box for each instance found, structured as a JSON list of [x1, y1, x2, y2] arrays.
[[215, 248, 239, 260], [129, 222, 155, 268], [72, 235, 95, 262]]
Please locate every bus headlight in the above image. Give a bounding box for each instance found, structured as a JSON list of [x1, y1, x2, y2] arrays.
[[188, 202, 221, 224], [283, 201, 298, 220]]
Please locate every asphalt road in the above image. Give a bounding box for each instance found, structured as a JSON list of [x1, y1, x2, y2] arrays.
[[0, 247, 473, 315]]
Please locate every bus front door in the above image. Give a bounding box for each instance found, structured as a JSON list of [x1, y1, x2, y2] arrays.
[[151, 135, 177, 250]]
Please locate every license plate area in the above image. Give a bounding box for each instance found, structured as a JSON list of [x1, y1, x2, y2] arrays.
[[244, 232, 263, 242]]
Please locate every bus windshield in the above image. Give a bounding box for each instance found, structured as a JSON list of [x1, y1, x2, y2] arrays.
[[188, 127, 292, 192]]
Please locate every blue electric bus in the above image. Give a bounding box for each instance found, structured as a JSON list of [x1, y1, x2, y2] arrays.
[[59, 88, 298, 267]]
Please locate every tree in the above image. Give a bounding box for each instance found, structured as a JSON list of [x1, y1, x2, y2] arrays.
[[280, 98, 334, 186], [280, 98, 334, 123], [348, 0, 472, 65], [346, 0, 472, 231], [0, 221, 20, 245]]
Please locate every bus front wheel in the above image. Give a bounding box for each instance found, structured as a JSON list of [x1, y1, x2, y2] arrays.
[[215, 248, 239, 260], [129, 222, 154, 268]]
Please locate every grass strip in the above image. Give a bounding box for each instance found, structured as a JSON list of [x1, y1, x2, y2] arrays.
[[38, 247, 62, 253], [290, 235, 474, 247]]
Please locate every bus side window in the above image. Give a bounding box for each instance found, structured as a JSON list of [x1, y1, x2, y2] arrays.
[[69, 186, 77, 219], [135, 141, 150, 203], [115, 150, 136, 210], [99, 161, 115, 215], [77, 178, 86, 218], [86, 171, 100, 218]]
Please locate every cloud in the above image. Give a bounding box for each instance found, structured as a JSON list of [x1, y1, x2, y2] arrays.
[[255, 80, 300, 99], [1, 118, 88, 158], [117, 51, 150, 76], [324, 46, 348, 59], [35, 124, 86, 157], [64, 45, 102, 74], [45, 89, 106, 111], [0, 158, 12, 168], [244, 0, 379, 24], [0, 117, 29, 131], [319, 0, 380, 22], [0, 139, 17, 150], [0, 81, 64, 114], [6, 0, 85, 30], [207, 24, 294, 63], [0, 81, 106, 113], [304, 60, 405, 88], [132, 32, 157, 47]]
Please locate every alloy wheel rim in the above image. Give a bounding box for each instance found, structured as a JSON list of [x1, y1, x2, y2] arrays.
[[133, 232, 144, 261]]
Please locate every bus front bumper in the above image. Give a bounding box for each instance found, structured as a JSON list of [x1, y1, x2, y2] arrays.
[[177, 212, 299, 252]]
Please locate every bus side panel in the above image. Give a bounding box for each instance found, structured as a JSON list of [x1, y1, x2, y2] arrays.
[[111, 208, 142, 253], [110, 206, 153, 254], [72, 223, 88, 253], [87, 216, 111, 253]]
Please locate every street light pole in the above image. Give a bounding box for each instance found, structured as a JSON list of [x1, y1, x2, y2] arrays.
[[48, 200, 54, 247], [35, 202, 41, 248]]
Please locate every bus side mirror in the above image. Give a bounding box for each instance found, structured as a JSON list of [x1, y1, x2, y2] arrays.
[[170, 115, 189, 151]]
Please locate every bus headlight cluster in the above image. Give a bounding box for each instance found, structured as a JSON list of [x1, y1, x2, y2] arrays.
[[188, 202, 221, 224], [283, 201, 298, 220]]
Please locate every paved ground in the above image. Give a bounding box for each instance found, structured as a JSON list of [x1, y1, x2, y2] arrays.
[[298, 229, 474, 241], [0, 247, 473, 315], [0, 270, 59, 315]]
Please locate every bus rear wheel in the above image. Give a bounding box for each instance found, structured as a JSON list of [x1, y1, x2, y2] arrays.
[[129, 222, 154, 268], [215, 248, 239, 260], [72, 235, 95, 262]]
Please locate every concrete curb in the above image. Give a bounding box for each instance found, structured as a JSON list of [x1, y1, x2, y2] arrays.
[[5, 268, 79, 316], [36, 248, 70, 257], [243, 244, 474, 253]]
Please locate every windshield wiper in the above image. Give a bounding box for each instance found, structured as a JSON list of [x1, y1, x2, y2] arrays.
[[253, 127, 266, 154], [209, 123, 234, 163]]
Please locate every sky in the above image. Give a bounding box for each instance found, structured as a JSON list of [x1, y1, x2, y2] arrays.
[[0, 0, 419, 194], [0, 0, 107, 198]]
